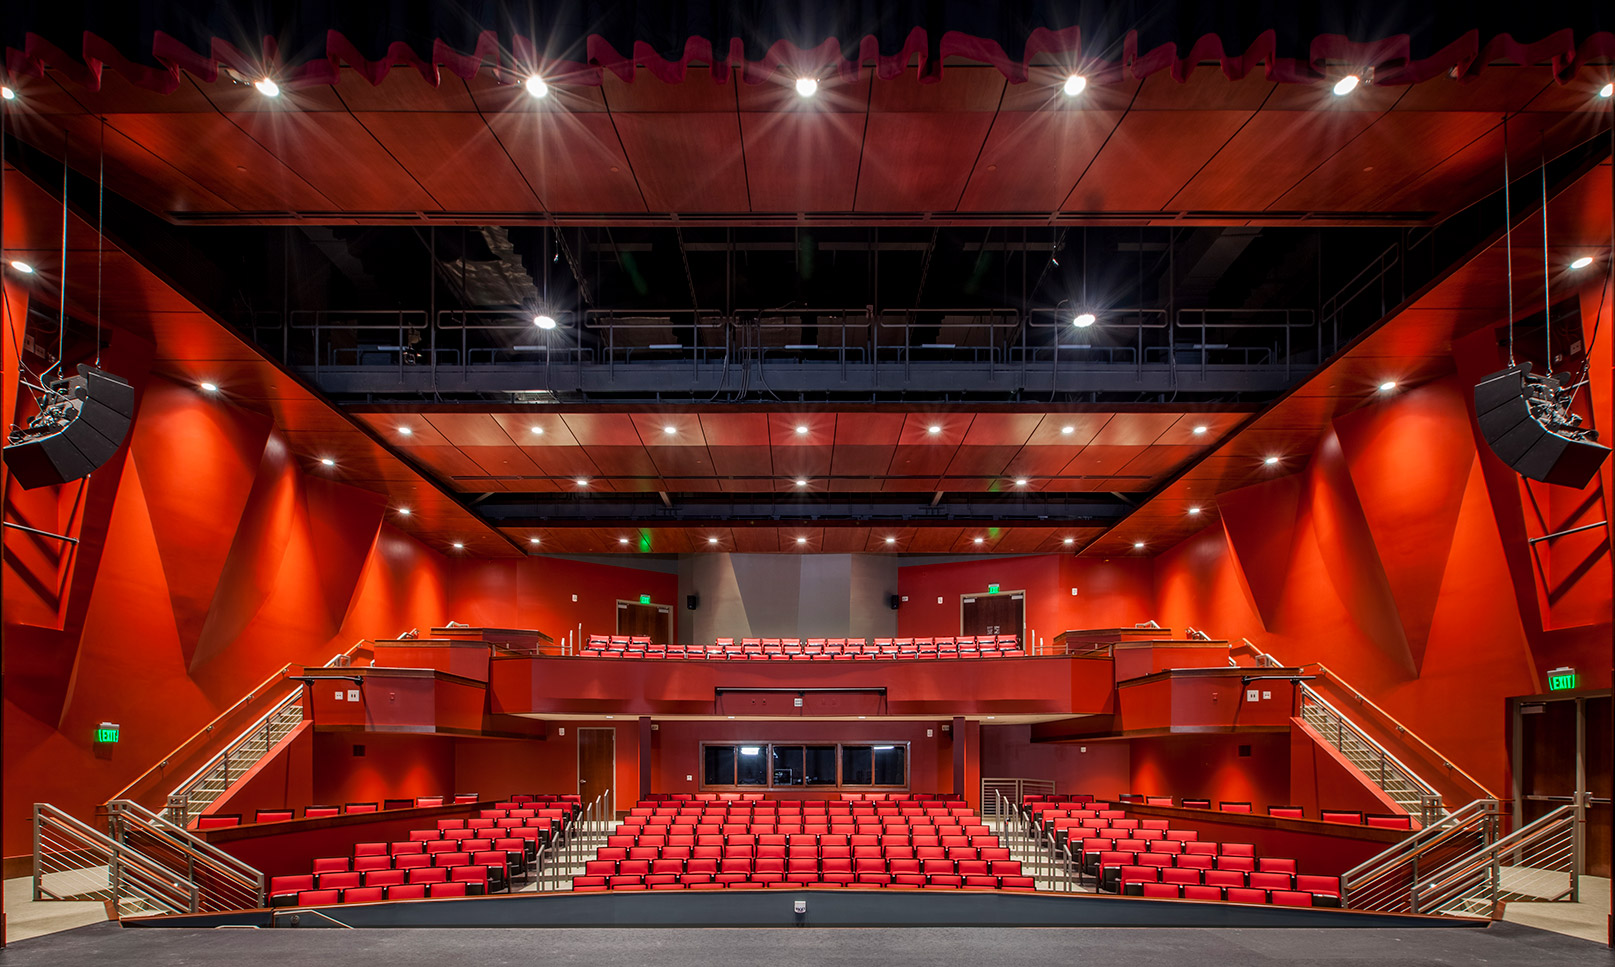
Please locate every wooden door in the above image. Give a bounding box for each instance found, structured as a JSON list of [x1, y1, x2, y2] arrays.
[[577, 727, 616, 815], [617, 601, 671, 643], [1516, 694, 1612, 877], [961, 592, 1024, 639]]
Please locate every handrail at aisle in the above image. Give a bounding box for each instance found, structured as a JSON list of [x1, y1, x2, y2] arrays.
[[34, 803, 202, 916], [104, 639, 373, 815], [1231, 638, 1495, 807], [104, 800, 265, 910], [1340, 799, 1503, 912]]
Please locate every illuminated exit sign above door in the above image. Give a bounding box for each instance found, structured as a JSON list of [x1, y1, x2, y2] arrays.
[[1547, 667, 1577, 691]]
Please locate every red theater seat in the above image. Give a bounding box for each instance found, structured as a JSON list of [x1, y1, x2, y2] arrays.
[[1366, 814, 1413, 830], [295, 889, 341, 906], [304, 805, 342, 819], [1321, 810, 1364, 825], [1267, 805, 1304, 819], [1182, 885, 1223, 901], [197, 814, 241, 829], [1271, 890, 1315, 907], [254, 809, 295, 823], [343, 886, 386, 903], [1224, 887, 1268, 904]]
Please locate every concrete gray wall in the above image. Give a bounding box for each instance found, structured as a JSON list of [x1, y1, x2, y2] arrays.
[[677, 553, 898, 642]]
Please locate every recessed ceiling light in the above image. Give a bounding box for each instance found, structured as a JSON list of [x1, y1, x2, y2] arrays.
[[1062, 74, 1087, 97], [795, 479, 808, 486], [1600, 82, 1613, 98], [320, 457, 335, 467], [8, 260, 34, 274], [1264, 456, 1280, 466], [529, 537, 540, 544], [708, 537, 718, 544], [397, 507, 411, 516], [1060, 425, 1075, 435], [524, 75, 549, 98], [885, 537, 896, 544], [663, 425, 677, 434], [530, 426, 544, 435], [1378, 380, 1398, 392], [797, 537, 807, 544], [1063, 537, 1074, 545], [397, 425, 412, 435], [0, 87, 14, 101], [927, 424, 942, 434], [1133, 541, 1145, 549], [619, 537, 629, 544], [973, 537, 984, 544], [576, 478, 589, 486], [199, 381, 219, 393], [254, 77, 280, 97], [1015, 478, 1028, 486], [1332, 74, 1360, 96], [1192, 425, 1207, 435], [795, 77, 818, 97], [533, 314, 557, 330], [1570, 256, 1595, 269], [795, 424, 809, 435], [1188, 506, 1201, 515], [452, 542, 464, 549], [1073, 312, 1096, 328]]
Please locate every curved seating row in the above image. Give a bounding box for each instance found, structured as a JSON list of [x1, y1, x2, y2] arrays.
[[580, 635, 1024, 660]]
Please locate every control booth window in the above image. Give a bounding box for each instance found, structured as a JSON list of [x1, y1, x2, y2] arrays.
[[700, 742, 908, 790]]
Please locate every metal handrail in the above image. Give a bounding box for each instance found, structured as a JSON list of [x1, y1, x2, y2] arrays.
[[162, 689, 306, 828], [1296, 684, 1446, 823], [105, 800, 265, 908], [1341, 799, 1504, 912], [1412, 804, 1578, 914], [34, 803, 202, 915]]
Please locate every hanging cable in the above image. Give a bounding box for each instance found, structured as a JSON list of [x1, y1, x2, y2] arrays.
[[95, 117, 105, 366], [1539, 143, 1552, 375], [1566, 96, 1614, 409], [50, 129, 69, 379], [1503, 116, 1515, 366]]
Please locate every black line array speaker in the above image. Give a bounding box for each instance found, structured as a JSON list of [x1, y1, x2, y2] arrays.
[[3, 365, 135, 490], [1474, 364, 1609, 489]]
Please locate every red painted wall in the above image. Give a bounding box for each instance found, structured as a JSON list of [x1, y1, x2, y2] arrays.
[[896, 555, 1154, 649], [1289, 720, 1404, 818], [978, 725, 1131, 800], [1128, 733, 1291, 810], [209, 723, 315, 821], [310, 731, 457, 806]]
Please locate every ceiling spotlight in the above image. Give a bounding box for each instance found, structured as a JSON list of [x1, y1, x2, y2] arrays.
[[1192, 425, 1208, 435], [1060, 425, 1075, 435], [663, 425, 677, 435], [1062, 74, 1087, 97], [452, 541, 464, 549], [797, 536, 808, 544], [199, 382, 219, 393], [973, 537, 985, 544], [1332, 74, 1361, 96], [1378, 380, 1398, 392], [1264, 456, 1280, 466], [927, 424, 942, 434], [397, 425, 412, 436], [524, 75, 549, 98], [795, 479, 808, 487], [1188, 506, 1201, 515], [1600, 82, 1614, 98], [886, 536, 896, 544], [795, 424, 809, 435], [529, 537, 540, 544], [319, 457, 335, 467], [530, 426, 544, 436], [8, 260, 34, 274], [0, 87, 14, 101], [708, 537, 719, 544], [619, 537, 629, 544], [1015, 478, 1028, 486], [254, 77, 280, 97], [1073, 312, 1096, 328], [534, 314, 557, 330], [576, 478, 589, 486], [1063, 537, 1074, 545], [397, 507, 411, 516], [1570, 256, 1595, 269], [1133, 541, 1145, 549], [795, 77, 819, 98]]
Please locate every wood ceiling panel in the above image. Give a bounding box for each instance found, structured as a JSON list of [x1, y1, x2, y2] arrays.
[[461, 445, 543, 478], [601, 69, 737, 113], [1391, 68, 1550, 113], [1170, 110, 1384, 212], [630, 413, 707, 446], [741, 110, 864, 211], [401, 445, 493, 479], [612, 113, 751, 211], [466, 73, 609, 113], [731, 527, 782, 553], [581, 446, 660, 476], [957, 109, 1122, 211], [832, 412, 906, 443], [646, 446, 716, 476], [945, 446, 1021, 477], [906, 527, 965, 553], [1131, 68, 1276, 111], [772, 446, 834, 478], [855, 113, 995, 211], [698, 412, 771, 446], [1065, 112, 1250, 212], [897, 413, 973, 445], [356, 412, 450, 447], [489, 412, 581, 446], [830, 446, 896, 475], [1060, 445, 1143, 476], [884, 474, 938, 492], [102, 113, 334, 211], [1089, 413, 1179, 446], [524, 447, 601, 478], [1114, 444, 1204, 477], [824, 477, 884, 492], [1026, 414, 1111, 446], [560, 413, 645, 445], [820, 527, 872, 554], [865, 527, 917, 551], [335, 69, 479, 111], [868, 67, 1005, 113], [960, 413, 1044, 447], [353, 112, 536, 210], [1151, 412, 1250, 445], [719, 476, 783, 493], [483, 110, 646, 212], [708, 445, 775, 475], [887, 444, 957, 477], [147, 313, 263, 362], [227, 113, 431, 211], [1273, 112, 1499, 213], [420, 412, 516, 446], [1003, 447, 1085, 477]]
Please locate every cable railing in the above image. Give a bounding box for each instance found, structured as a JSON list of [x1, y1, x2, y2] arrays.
[[1340, 799, 1501, 912], [979, 778, 1054, 820], [105, 800, 265, 911], [534, 789, 612, 893], [1296, 686, 1446, 824], [33, 803, 200, 917], [162, 690, 305, 829]]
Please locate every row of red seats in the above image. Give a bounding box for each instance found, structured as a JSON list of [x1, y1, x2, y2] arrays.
[[580, 635, 1024, 660], [640, 792, 964, 803], [201, 793, 581, 830], [1137, 797, 1414, 828], [268, 801, 576, 908], [574, 875, 1035, 891]]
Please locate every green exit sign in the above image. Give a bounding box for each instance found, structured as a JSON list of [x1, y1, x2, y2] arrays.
[[1547, 667, 1577, 692], [987, 584, 1000, 594], [639, 594, 652, 604], [95, 723, 120, 744]]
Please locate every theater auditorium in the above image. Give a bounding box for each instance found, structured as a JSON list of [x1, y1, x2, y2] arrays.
[[0, 2, 1611, 964]]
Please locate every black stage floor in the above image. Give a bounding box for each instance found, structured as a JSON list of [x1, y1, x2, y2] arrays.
[[0, 921, 1605, 967]]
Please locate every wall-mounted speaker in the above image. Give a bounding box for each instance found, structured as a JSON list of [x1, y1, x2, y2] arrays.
[[888, 594, 901, 610], [1474, 364, 1608, 488], [3, 365, 135, 490], [686, 593, 699, 611]]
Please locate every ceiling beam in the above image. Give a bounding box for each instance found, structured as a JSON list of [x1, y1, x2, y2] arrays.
[[475, 496, 1133, 526]]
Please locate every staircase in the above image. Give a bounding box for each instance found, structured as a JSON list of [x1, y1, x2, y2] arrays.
[[162, 688, 304, 828], [1295, 686, 1443, 820]]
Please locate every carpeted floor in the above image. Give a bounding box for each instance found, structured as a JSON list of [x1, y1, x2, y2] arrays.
[[0, 922, 1607, 967]]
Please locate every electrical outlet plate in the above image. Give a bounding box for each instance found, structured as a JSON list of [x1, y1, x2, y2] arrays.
[[1246, 689, 1260, 701], [347, 689, 360, 701]]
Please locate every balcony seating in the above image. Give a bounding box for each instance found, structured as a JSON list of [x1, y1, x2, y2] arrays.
[[254, 809, 295, 823], [197, 814, 241, 829], [1321, 810, 1364, 825], [578, 634, 1025, 660], [1267, 805, 1304, 819], [262, 793, 579, 907]]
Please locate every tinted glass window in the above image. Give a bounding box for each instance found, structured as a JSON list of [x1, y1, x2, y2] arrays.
[[804, 746, 838, 785], [772, 746, 804, 785], [872, 746, 906, 785], [842, 746, 873, 784], [736, 745, 768, 785], [703, 745, 734, 785]]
